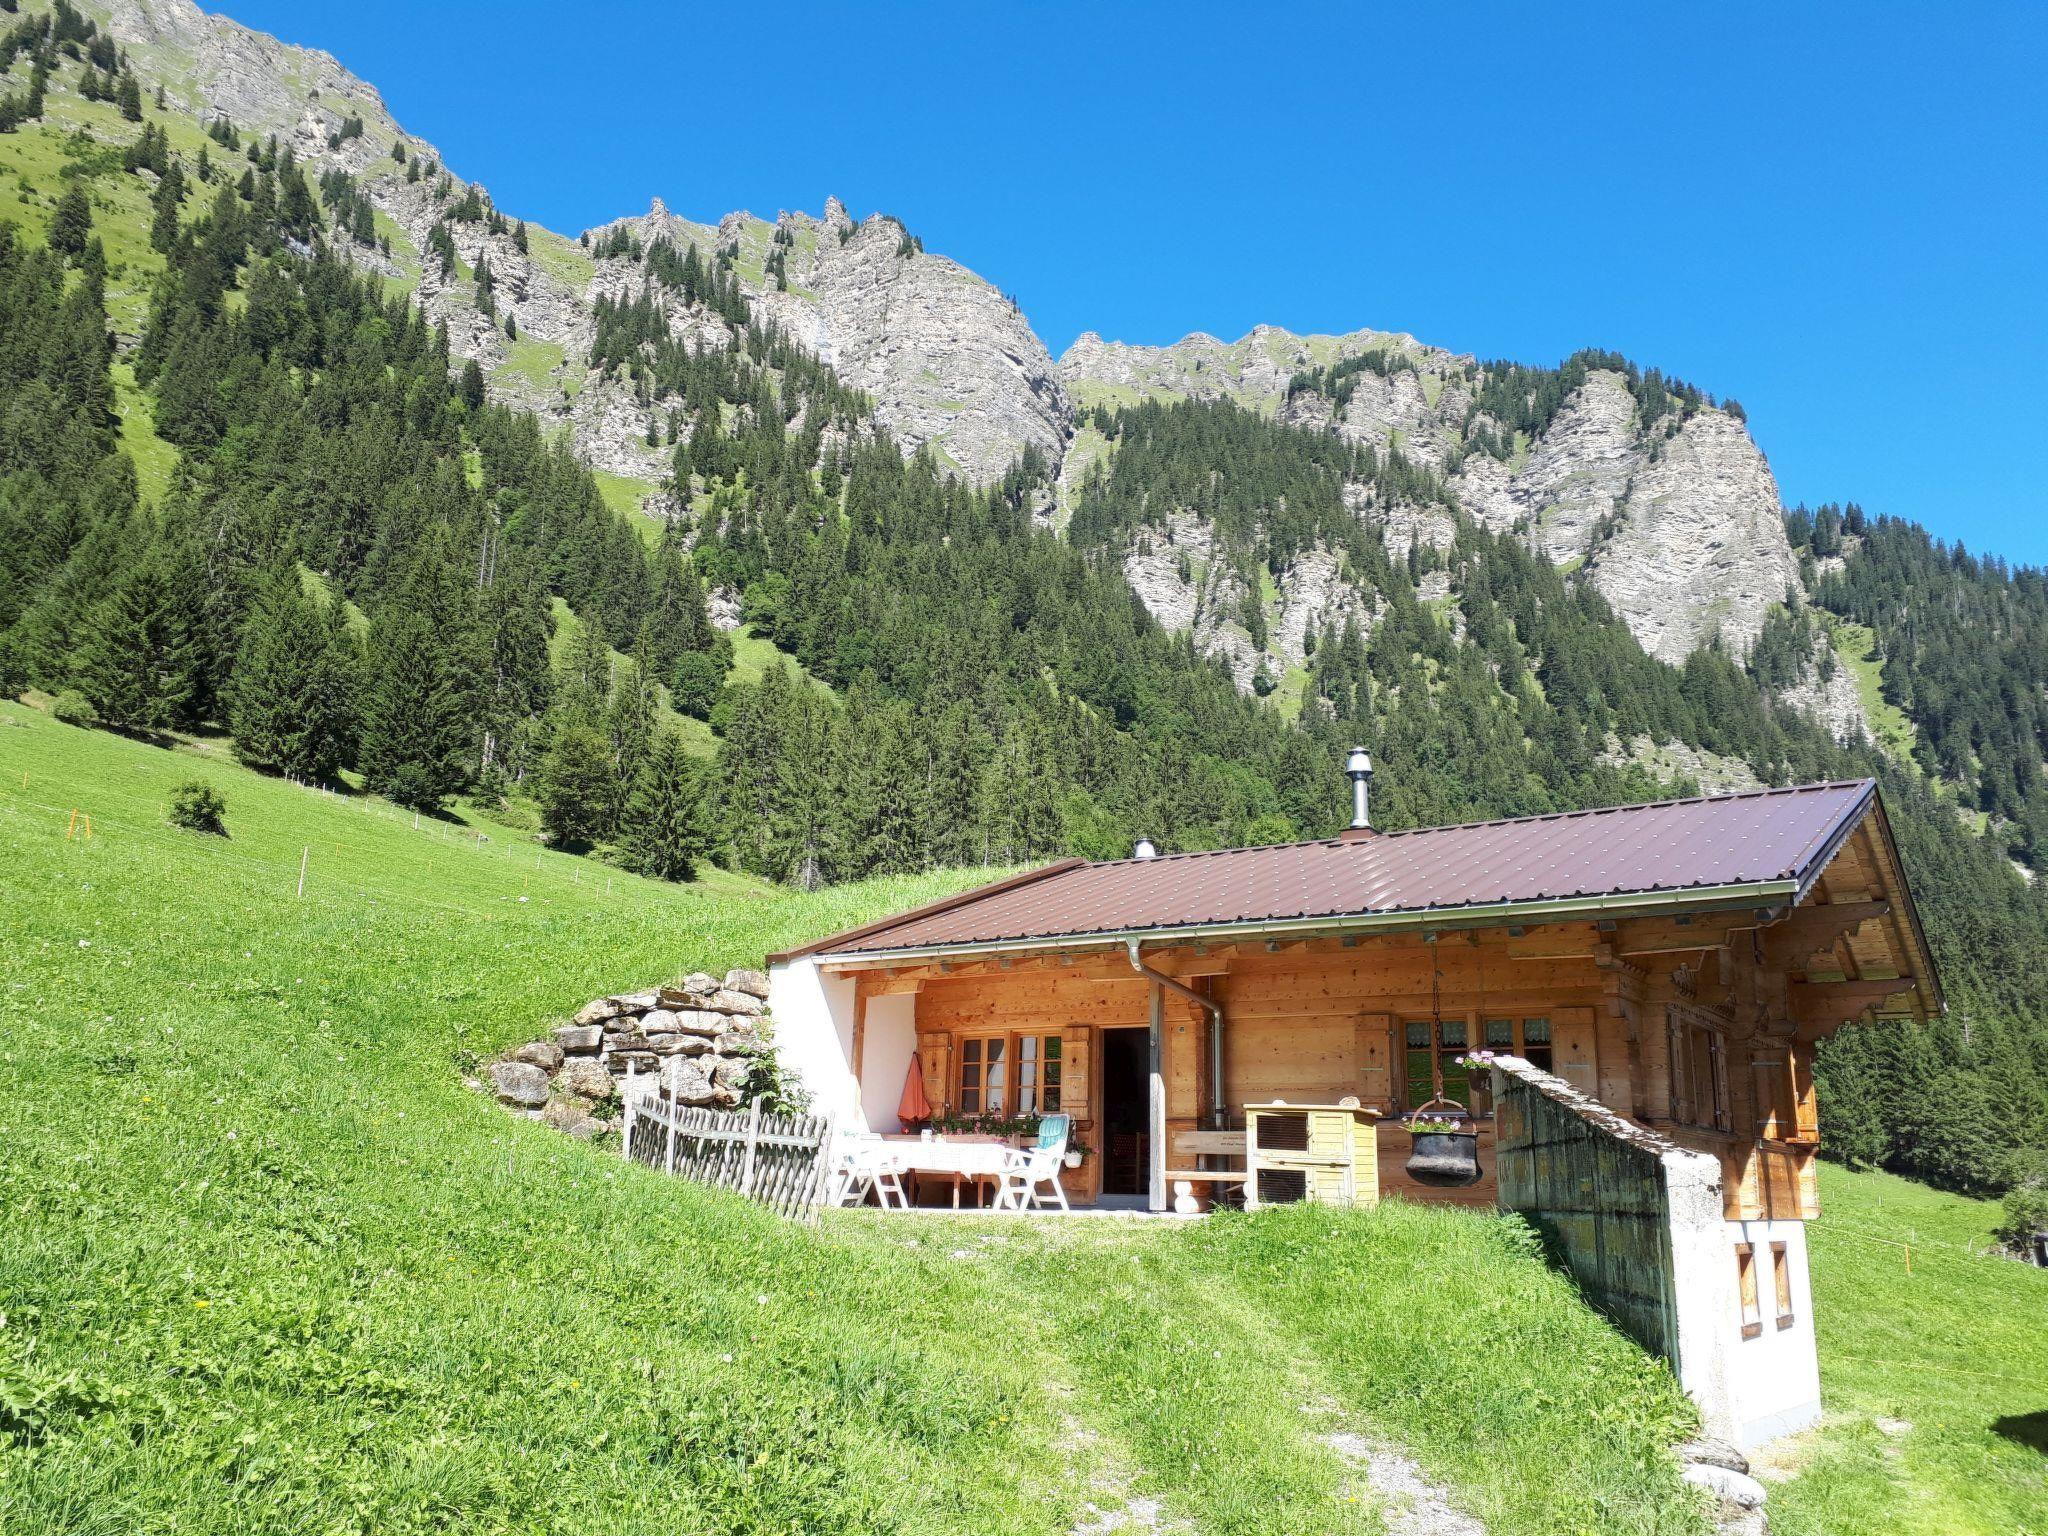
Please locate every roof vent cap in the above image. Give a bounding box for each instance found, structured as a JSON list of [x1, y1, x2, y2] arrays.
[[1345, 746, 1374, 831], [1133, 837, 1159, 860]]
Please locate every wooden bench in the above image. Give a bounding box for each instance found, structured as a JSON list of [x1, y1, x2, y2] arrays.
[[1168, 1129, 1250, 1208]]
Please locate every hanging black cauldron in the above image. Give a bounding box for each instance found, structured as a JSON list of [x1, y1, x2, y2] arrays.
[[1404, 1105, 1482, 1187], [1404, 945, 1485, 1187]]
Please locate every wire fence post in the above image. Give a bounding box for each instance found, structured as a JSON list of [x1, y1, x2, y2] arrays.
[[296, 845, 309, 899]]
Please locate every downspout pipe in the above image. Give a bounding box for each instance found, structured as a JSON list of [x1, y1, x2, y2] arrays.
[[1127, 938, 1228, 1130]]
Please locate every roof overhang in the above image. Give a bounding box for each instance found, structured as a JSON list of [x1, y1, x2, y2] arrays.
[[806, 876, 1803, 970]]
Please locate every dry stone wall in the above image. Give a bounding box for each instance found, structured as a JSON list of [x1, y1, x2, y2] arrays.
[[484, 967, 776, 1140]]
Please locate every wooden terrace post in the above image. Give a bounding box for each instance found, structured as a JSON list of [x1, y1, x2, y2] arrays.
[[850, 974, 870, 1124], [1148, 979, 1166, 1212]]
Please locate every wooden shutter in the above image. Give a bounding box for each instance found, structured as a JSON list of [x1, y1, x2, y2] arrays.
[[1355, 1012, 1395, 1110], [1060, 1025, 1091, 1116], [1553, 1006, 1598, 1097], [1790, 1041, 1819, 1140], [919, 1033, 952, 1117]]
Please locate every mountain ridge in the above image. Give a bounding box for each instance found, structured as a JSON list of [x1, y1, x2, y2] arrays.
[[21, 0, 2028, 842], [79, 0, 1815, 695]]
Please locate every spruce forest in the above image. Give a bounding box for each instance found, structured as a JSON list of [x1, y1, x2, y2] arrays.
[[0, 0, 2043, 1207]]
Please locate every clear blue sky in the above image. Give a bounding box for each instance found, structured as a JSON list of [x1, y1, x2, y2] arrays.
[[224, 1, 2048, 562]]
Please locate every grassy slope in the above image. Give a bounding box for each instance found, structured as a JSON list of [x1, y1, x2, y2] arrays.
[[729, 623, 835, 697], [592, 468, 667, 547], [0, 704, 1712, 1536], [1770, 1166, 2048, 1535], [0, 65, 200, 496], [544, 597, 716, 757], [1819, 616, 1919, 763]]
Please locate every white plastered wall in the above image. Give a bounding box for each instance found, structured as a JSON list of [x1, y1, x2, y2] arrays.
[[764, 957, 918, 1133], [1721, 1217, 1823, 1447], [857, 993, 917, 1132], [1662, 1153, 1823, 1449]]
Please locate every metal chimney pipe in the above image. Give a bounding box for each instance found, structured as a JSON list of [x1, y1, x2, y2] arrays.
[[1133, 837, 1159, 860], [1345, 747, 1373, 830]]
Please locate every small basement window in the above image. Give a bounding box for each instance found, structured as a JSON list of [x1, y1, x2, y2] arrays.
[[1772, 1242, 1794, 1329], [1736, 1244, 1762, 1340]]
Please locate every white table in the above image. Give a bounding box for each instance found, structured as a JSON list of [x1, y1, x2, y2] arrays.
[[882, 1136, 1015, 1208]]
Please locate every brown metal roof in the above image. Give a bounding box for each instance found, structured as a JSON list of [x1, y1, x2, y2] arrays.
[[791, 780, 1881, 959]]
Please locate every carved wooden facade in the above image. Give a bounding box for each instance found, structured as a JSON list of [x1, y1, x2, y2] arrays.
[[820, 804, 1933, 1214]]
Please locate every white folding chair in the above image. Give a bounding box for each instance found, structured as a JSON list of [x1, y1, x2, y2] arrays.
[[868, 1155, 910, 1210], [833, 1138, 910, 1210], [994, 1114, 1071, 1212]]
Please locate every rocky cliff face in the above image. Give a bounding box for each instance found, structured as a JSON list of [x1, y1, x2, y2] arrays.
[[1583, 409, 1801, 664], [90, 0, 402, 152], [1061, 324, 1424, 414], [1065, 328, 1804, 671], [90, 0, 1826, 717], [91, 4, 1069, 493], [751, 202, 1069, 484]]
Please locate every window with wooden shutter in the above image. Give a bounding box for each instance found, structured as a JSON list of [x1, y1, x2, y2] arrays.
[[1669, 1007, 1732, 1133], [1737, 1244, 1762, 1339], [1404, 1017, 1471, 1108], [1771, 1242, 1794, 1329], [959, 1035, 1006, 1115], [1470, 1017, 1554, 1112], [958, 1031, 1063, 1117]]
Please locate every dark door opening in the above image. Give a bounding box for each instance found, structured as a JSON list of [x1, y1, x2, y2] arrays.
[[1100, 1026, 1149, 1196]]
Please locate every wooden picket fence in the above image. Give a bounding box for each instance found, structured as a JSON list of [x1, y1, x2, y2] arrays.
[[621, 1084, 837, 1224]]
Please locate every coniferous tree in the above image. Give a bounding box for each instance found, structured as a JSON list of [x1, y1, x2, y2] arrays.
[[47, 183, 91, 257], [148, 158, 183, 253], [76, 544, 195, 732], [228, 570, 357, 781], [621, 727, 712, 880], [459, 358, 485, 412], [534, 720, 616, 849], [358, 608, 469, 810], [115, 71, 141, 121], [605, 639, 657, 790]]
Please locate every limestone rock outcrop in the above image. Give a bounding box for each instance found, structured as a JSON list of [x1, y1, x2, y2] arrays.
[[1065, 328, 1804, 670], [750, 207, 1070, 485], [1584, 410, 1801, 663], [92, 0, 1834, 730]]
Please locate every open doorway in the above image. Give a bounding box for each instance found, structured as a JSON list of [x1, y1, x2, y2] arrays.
[[1099, 1026, 1149, 1197]]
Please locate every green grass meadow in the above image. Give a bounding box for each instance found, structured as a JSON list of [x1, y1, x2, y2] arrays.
[[0, 706, 2040, 1535], [1770, 1168, 2048, 1536], [0, 703, 1711, 1535]]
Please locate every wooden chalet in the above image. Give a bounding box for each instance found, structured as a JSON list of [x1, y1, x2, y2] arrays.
[[765, 770, 1942, 1444]]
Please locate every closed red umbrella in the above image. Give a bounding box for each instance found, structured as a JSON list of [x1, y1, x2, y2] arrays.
[[898, 1052, 932, 1125]]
